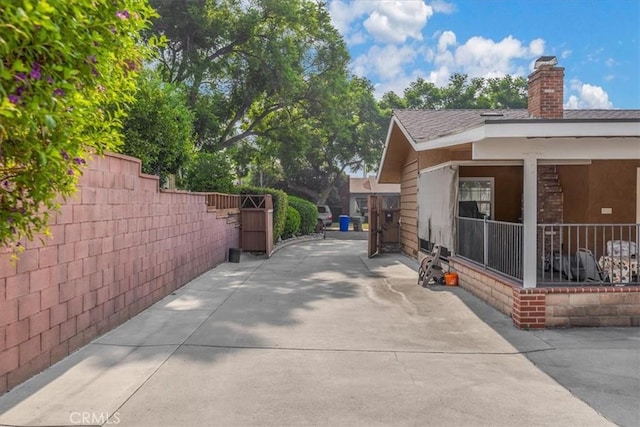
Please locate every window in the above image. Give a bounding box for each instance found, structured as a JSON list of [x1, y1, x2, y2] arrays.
[[458, 177, 494, 218], [382, 195, 400, 209], [355, 197, 368, 216]]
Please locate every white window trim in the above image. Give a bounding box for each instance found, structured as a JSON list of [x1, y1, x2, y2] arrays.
[[458, 177, 495, 219]]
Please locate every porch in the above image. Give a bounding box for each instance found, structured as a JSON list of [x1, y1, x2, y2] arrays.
[[456, 218, 639, 287], [447, 219, 640, 328]]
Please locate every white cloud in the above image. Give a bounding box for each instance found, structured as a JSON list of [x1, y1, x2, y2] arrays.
[[561, 49, 572, 59], [452, 35, 545, 78], [565, 80, 613, 109], [351, 44, 420, 80], [328, 1, 434, 45], [328, 0, 371, 35], [605, 57, 615, 67], [437, 30, 456, 52], [363, 1, 433, 44], [429, 0, 456, 14]]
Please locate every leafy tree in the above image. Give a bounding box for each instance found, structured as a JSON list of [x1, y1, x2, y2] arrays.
[[183, 151, 235, 193], [255, 75, 387, 204], [0, 0, 156, 251], [483, 75, 528, 109], [383, 74, 528, 110], [149, 0, 349, 150], [121, 71, 194, 185]]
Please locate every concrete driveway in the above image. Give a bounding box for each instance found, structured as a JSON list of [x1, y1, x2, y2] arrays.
[[0, 239, 630, 426]]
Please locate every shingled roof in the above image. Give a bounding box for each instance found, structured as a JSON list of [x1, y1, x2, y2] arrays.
[[393, 109, 640, 144]]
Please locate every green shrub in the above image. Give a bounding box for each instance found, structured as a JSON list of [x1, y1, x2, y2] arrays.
[[237, 185, 288, 243], [283, 206, 301, 239], [183, 151, 235, 193], [288, 196, 316, 235], [0, 0, 157, 252], [121, 70, 194, 186]]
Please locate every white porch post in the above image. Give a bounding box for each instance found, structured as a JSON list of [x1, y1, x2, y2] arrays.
[[522, 156, 538, 288]]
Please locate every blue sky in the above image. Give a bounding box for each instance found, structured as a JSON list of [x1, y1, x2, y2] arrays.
[[328, 0, 640, 109]]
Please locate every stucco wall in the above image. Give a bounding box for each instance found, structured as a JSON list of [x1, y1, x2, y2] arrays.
[[0, 153, 240, 394]]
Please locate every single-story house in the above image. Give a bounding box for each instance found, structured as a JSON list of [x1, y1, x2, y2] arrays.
[[348, 177, 400, 221], [377, 56, 640, 328]]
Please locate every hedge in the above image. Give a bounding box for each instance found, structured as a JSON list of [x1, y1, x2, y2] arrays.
[[288, 196, 317, 235], [283, 206, 301, 238]]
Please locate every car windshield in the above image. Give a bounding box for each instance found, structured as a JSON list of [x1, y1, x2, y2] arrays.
[[317, 206, 327, 213]]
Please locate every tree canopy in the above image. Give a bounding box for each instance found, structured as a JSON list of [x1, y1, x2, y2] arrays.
[[381, 73, 528, 110], [149, 0, 350, 151], [120, 70, 194, 185]]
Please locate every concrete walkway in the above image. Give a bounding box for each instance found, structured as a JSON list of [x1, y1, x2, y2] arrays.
[[0, 239, 634, 426]]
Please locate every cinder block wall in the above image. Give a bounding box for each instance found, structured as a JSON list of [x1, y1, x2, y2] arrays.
[[0, 153, 240, 394]]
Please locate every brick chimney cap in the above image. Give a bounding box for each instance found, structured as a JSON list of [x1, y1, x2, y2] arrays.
[[534, 56, 558, 69]]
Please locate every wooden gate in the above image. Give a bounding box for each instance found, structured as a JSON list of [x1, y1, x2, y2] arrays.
[[240, 194, 274, 256], [368, 195, 380, 257], [368, 195, 401, 257]]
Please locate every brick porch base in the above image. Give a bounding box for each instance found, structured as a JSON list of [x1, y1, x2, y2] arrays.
[[448, 257, 640, 329]]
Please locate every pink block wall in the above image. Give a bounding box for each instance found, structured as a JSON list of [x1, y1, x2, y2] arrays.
[[0, 153, 240, 394]]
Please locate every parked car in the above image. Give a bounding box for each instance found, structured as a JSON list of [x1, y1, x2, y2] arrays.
[[316, 204, 333, 227]]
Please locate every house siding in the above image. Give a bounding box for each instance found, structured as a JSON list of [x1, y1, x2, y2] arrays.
[[459, 166, 523, 222], [400, 155, 419, 258], [558, 160, 640, 224]]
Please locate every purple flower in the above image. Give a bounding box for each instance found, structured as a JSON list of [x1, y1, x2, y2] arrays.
[[91, 67, 100, 77], [53, 88, 65, 97], [67, 169, 74, 175], [110, 26, 117, 34], [88, 55, 97, 64], [2, 181, 9, 189], [30, 62, 41, 80], [61, 150, 69, 160], [46, 76, 54, 84], [8, 94, 20, 104], [14, 72, 27, 83], [116, 10, 130, 19], [16, 87, 25, 96], [73, 157, 86, 165]]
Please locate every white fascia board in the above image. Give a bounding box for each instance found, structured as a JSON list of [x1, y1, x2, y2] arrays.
[[377, 116, 401, 182], [414, 126, 486, 151], [419, 159, 592, 174], [473, 137, 640, 160], [414, 120, 640, 152], [483, 121, 640, 139]]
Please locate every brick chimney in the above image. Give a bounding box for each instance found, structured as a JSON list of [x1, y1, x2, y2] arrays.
[[528, 56, 564, 119]]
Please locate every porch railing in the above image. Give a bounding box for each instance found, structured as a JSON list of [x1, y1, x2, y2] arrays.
[[456, 218, 639, 285], [456, 217, 523, 281], [538, 223, 639, 285]]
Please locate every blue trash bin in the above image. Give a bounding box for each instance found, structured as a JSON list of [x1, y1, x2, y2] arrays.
[[339, 215, 350, 232]]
